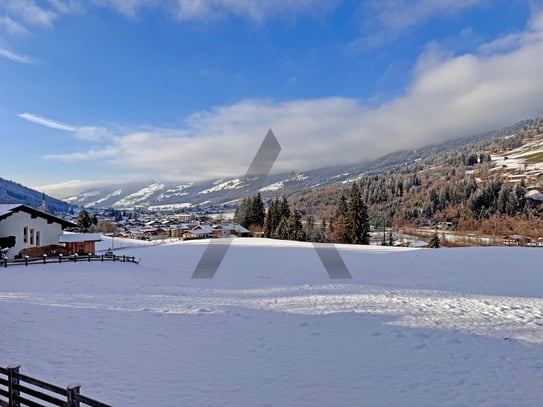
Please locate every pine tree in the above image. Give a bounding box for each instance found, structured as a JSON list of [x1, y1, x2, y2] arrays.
[[332, 194, 349, 243], [274, 217, 290, 240], [77, 209, 92, 232], [263, 200, 276, 237], [429, 232, 441, 248], [348, 183, 370, 245], [280, 196, 291, 221], [234, 198, 249, 228], [263, 197, 293, 239], [251, 193, 265, 227], [306, 216, 327, 243], [287, 209, 305, 241]]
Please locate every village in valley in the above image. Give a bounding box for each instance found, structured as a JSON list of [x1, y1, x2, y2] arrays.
[[0, 202, 252, 262], [4, 121, 543, 263]]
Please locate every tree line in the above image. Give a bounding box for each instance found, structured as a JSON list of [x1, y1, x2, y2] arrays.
[[234, 183, 371, 245]]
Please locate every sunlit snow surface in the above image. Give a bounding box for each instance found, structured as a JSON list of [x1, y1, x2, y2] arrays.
[[1, 238, 542, 406]]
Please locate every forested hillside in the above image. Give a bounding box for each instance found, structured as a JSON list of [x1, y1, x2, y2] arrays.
[[287, 118, 543, 243], [0, 177, 73, 214]]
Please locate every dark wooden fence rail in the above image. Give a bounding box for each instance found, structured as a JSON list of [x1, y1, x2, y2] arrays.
[[0, 365, 112, 407], [1, 254, 139, 268]]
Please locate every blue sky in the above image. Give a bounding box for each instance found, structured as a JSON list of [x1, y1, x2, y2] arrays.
[[1, 0, 543, 198]]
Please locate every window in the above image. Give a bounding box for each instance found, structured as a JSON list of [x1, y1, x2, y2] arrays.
[[30, 229, 34, 245], [23, 226, 28, 243], [36, 231, 41, 247]]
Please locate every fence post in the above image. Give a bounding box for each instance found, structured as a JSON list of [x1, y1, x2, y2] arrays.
[[59, 254, 63, 263], [88, 253, 91, 262], [7, 364, 21, 407], [67, 384, 81, 407], [24, 256, 28, 266], [43, 254, 47, 264], [123, 255, 126, 262]]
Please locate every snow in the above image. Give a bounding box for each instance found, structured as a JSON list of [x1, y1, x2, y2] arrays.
[[0, 204, 21, 217], [58, 233, 102, 243], [199, 179, 243, 194], [1, 239, 543, 406], [259, 180, 284, 192], [491, 136, 543, 173], [148, 202, 193, 211], [84, 189, 124, 208], [156, 184, 192, 201], [64, 190, 101, 203], [113, 183, 165, 208]]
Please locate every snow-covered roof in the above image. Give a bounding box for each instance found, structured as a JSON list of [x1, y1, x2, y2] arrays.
[[192, 224, 214, 233], [185, 229, 210, 236], [0, 204, 75, 228], [219, 223, 250, 233], [59, 233, 102, 243], [0, 204, 23, 217]]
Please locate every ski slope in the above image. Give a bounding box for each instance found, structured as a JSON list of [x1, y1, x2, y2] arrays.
[[1, 238, 542, 406]]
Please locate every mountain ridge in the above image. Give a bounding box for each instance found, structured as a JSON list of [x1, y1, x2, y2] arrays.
[[2, 118, 537, 211], [63, 119, 535, 209], [0, 178, 73, 213]]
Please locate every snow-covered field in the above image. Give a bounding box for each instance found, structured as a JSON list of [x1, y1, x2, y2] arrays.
[[2, 238, 543, 406]]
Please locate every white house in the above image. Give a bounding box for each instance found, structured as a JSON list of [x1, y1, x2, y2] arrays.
[[0, 204, 75, 258]]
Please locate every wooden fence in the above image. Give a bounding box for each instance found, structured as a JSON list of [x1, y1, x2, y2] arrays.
[[0, 365, 112, 407], [1, 253, 138, 268]]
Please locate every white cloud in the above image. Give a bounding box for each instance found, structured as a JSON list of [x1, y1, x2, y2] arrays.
[[85, 0, 335, 21], [34, 178, 126, 198], [479, 10, 543, 55], [19, 113, 76, 131], [1, 0, 57, 28], [0, 0, 332, 38], [0, 15, 28, 35], [175, 0, 336, 22], [45, 148, 118, 162], [19, 112, 113, 141], [90, 0, 156, 19], [0, 46, 33, 63], [46, 0, 82, 14], [40, 10, 543, 187], [350, 0, 485, 50]]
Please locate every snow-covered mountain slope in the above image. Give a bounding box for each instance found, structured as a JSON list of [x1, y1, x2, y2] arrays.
[[1, 239, 542, 406], [60, 119, 540, 209], [61, 172, 318, 209]]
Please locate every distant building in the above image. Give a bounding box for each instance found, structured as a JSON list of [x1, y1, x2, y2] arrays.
[[211, 224, 250, 238], [59, 233, 102, 255], [503, 235, 521, 246], [183, 224, 214, 240]]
